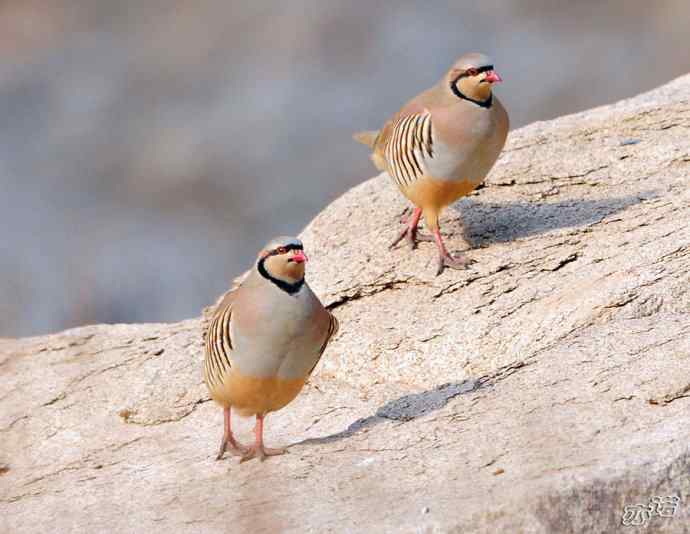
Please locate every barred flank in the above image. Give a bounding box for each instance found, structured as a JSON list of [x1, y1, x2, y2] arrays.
[[203, 303, 233, 389], [384, 112, 433, 190]]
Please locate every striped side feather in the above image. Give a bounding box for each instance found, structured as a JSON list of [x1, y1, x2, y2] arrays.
[[203, 298, 235, 389], [383, 112, 433, 190]]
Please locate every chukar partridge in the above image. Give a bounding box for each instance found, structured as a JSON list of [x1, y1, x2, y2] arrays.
[[354, 52, 509, 275], [203, 237, 338, 462]]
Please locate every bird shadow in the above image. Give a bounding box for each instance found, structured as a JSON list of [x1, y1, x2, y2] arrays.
[[291, 378, 479, 448], [446, 190, 657, 248]]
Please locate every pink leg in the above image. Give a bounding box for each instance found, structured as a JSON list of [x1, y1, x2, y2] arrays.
[[433, 227, 474, 275], [390, 207, 433, 250], [216, 406, 249, 460], [240, 414, 286, 463]]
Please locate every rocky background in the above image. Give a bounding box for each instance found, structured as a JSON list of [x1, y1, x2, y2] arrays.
[[1, 75, 688, 533], [2, 1, 690, 336]]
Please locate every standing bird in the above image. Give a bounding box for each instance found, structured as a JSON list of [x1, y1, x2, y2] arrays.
[[203, 237, 338, 462], [354, 52, 509, 275]]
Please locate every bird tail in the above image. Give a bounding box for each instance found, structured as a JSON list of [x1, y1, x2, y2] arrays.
[[353, 130, 380, 149]]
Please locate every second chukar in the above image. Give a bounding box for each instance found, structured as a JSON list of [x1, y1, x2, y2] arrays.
[[203, 237, 338, 462], [355, 52, 509, 275]]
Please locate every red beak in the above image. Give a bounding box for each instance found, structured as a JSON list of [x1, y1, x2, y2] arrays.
[[485, 70, 502, 83], [291, 251, 308, 264]]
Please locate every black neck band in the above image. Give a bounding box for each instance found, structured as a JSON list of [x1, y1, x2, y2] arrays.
[[257, 258, 304, 295], [451, 78, 493, 108]]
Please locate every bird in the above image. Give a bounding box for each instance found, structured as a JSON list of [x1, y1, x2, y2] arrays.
[[354, 52, 509, 275], [203, 236, 339, 462]]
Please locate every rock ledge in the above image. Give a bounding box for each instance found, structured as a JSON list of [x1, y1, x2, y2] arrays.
[[2, 76, 690, 533]]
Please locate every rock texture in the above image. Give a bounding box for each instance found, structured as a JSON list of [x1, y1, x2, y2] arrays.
[[2, 77, 690, 533]]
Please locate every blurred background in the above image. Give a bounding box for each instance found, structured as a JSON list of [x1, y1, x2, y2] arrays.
[[1, 0, 689, 337]]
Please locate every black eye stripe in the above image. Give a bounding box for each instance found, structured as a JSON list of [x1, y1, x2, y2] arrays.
[[267, 244, 303, 256], [454, 65, 493, 82]]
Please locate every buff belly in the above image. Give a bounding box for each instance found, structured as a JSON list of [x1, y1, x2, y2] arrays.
[[401, 175, 481, 228], [209, 369, 307, 417]]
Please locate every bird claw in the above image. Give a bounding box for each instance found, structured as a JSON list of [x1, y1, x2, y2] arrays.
[[216, 438, 251, 461], [239, 445, 286, 463], [390, 227, 433, 250], [398, 207, 413, 224], [436, 253, 475, 275], [390, 226, 410, 249]]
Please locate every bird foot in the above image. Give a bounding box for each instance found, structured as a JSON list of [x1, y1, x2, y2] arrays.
[[239, 445, 287, 463], [436, 253, 475, 276], [390, 226, 434, 250], [398, 207, 412, 224], [216, 437, 251, 461]]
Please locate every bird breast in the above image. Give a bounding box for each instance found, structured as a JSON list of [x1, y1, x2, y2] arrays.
[[427, 101, 507, 184], [229, 283, 325, 380]]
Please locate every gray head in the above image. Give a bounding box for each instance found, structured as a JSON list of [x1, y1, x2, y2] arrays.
[[452, 52, 494, 73], [260, 236, 304, 253]]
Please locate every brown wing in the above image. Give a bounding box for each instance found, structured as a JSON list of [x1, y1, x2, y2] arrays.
[[307, 312, 339, 377], [378, 111, 434, 190], [202, 271, 249, 389]]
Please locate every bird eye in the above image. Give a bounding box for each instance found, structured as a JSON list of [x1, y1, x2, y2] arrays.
[[277, 247, 287, 254], [466, 68, 479, 77]]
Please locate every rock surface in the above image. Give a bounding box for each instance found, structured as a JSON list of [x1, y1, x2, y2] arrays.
[[2, 76, 690, 533]]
